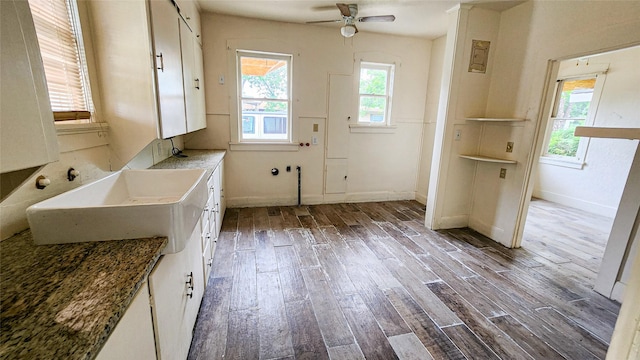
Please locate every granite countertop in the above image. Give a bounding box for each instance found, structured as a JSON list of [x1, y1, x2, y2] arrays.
[[151, 149, 225, 176], [0, 230, 166, 359]]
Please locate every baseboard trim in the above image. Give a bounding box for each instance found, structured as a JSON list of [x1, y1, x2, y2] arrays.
[[532, 189, 617, 218], [469, 217, 509, 247], [226, 191, 416, 208]]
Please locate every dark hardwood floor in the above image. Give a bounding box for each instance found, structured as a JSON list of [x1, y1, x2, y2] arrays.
[[188, 200, 620, 360]]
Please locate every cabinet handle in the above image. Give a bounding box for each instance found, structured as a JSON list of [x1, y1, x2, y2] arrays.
[[195, 78, 200, 90], [186, 272, 194, 289], [156, 53, 164, 72]]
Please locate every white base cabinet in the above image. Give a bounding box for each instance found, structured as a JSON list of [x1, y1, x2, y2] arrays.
[[96, 282, 156, 360], [148, 222, 205, 360], [200, 160, 225, 286]]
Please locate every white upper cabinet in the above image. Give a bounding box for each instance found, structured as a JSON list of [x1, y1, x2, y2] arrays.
[[1, 0, 58, 174], [88, 0, 206, 168], [180, 20, 206, 133], [150, 0, 188, 138]]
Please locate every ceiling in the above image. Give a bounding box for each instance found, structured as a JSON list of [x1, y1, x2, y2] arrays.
[[196, 1, 525, 39]]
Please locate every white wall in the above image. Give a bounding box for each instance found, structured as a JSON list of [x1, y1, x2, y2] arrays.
[[426, 5, 504, 232], [534, 47, 640, 217], [185, 13, 432, 207], [416, 35, 446, 205], [0, 131, 111, 240], [428, 1, 640, 247]]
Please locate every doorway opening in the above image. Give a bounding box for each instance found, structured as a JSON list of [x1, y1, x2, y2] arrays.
[[520, 45, 640, 303]]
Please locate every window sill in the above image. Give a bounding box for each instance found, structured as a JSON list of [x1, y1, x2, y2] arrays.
[[349, 124, 397, 134], [539, 156, 585, 169], [229, 142, 300, 152], [56, 122, 109, 135]]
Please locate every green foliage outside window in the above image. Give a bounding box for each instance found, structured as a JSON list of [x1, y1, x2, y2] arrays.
[[547, 120, 583, 157]]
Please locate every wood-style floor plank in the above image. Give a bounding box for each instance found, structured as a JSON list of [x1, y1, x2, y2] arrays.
[[383, 258, 461, 327], [337, 293, 399, 360], [427, 281, 533, 360], [257, 271, 294, 359], [327, 344, 365, 359], [387, 333, 434, 360], [289, 228, 320, 269], [490, 315, 564, 360], [441, 324, 500, 360], [535, 307, 608, 359], [188, 277, 232, 360], [255, 229, 278, 273], [229, 250, 257, 311], [236, 208, 255, 250], [384, 286, 466, 360], [224, 309, 259, 360], [285, 299, 330, 360], [274, 245, 308, 303], [190, 201, 620, 359], [300, 268, 355, 348], [211, 231, 236, 279]]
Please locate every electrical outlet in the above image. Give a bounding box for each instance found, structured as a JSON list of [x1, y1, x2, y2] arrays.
[[312, 136, 318, 145], [500, 168, 507, 179], [455, 130, 461, 141], [506, 142, 514, 153]]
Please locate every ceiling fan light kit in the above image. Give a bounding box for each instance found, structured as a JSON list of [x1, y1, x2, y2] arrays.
[[307, 3, 396, 38], [341, 25, 357, 37]]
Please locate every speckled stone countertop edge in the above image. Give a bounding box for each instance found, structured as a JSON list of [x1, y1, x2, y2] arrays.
[[0, 231, 167, 360], [150, 149, 226, 176], [86, 239, 166, 360]]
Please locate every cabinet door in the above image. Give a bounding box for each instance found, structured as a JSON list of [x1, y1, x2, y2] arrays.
[[150, 0, 186, 139], [180, 19, 205, 133], [1, 0, 58, 174], [96, 282, 156, 360], [213, 165, 223, 237], [149, 223, 204, 360], [191, 40, 206, 132]]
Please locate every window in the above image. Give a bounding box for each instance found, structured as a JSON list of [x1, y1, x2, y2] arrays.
[[29, 0, 93, 122], [237, 51, 292, 141], [541, 74, 605, 165], [358, 62, 394, 125], [242, 116, 255, 134]]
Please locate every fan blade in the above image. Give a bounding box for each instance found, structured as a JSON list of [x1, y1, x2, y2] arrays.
[[354, 25, 359, 33], [306, 19, 342, 24], [336, 3, 351, 17], [358, 15, 396, 22]]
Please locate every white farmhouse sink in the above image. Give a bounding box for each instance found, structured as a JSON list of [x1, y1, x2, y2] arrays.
[[27, 169, 208, 254]]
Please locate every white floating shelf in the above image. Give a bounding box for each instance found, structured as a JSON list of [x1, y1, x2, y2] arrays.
[[574, 126, 640, 140], [465, 118, 527, 122], [459, 154, 517, 164]]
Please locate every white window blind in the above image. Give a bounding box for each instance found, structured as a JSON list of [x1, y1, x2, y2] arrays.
[[29, 0, 92, 121]]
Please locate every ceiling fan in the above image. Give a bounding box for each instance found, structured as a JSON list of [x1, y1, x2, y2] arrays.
[[307, 3, 396, 38]]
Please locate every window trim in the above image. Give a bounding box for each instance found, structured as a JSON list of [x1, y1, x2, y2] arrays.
[[236, 50, 293, 143], [357, 61, 395, 127], [540, 72, 607, 167]]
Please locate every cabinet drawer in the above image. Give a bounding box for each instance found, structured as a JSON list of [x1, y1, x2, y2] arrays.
[[202, 238, 212, 287]]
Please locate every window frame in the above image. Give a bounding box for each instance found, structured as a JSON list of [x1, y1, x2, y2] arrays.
[[540, 72, 606, 169], [29, 0, 94, 123], [236, 50, 293, 143], [357, 61, 395, 127]]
